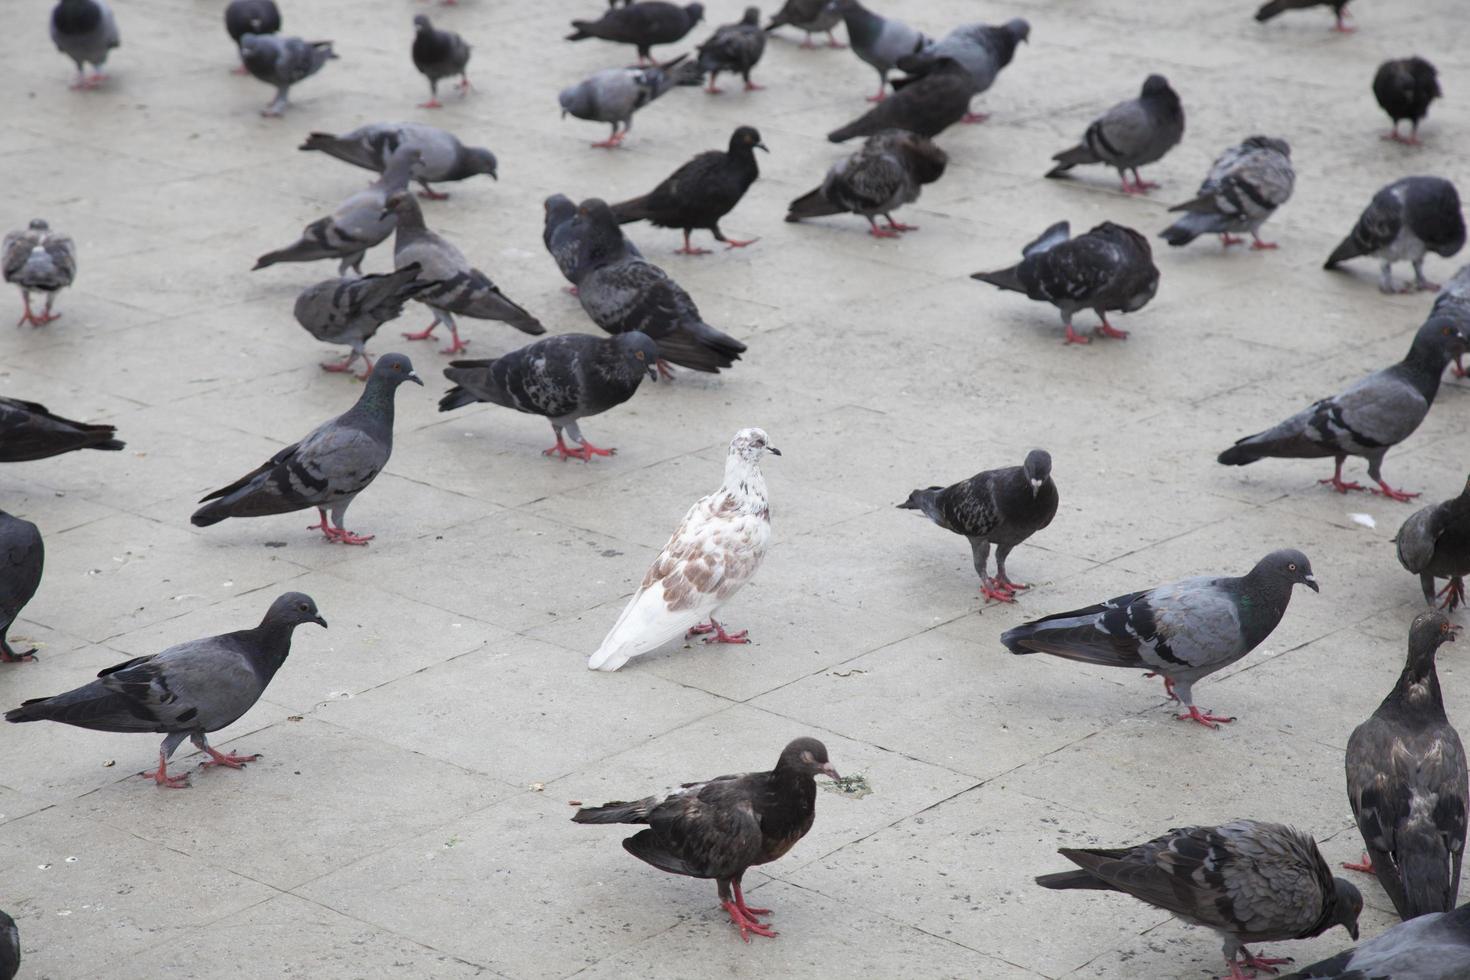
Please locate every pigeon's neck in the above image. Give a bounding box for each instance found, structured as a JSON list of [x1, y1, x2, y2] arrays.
[[719, 457, 769, 516], [343, 375, 399, 433], [1398, 337, 1451, 402], [240, 623, 299, 685], [764, 766, 817, 827], [841, 4, 880, 43], [393, 203, 429, 237], [378, 155, 420, 194], [1385, 653, 1447, 718], [1235, 572, 1293, 648], [728, 143, 761, 178]]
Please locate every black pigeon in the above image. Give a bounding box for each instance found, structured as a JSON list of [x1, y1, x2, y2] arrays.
[[1218, 319, 1469, 501], [827, 57, 973, 143], [1375, 58, 1442, 145], [544, 193, 642, 289], [0, 396, 123, 461], [6, 592, 326, 789], [440, 332, 659, 460], [971, 221, 1160, 345], [899, 449, 1057, 603], [610, 126, 766, 255], [566, 2, 705, 64], [0, 910, 15, 980], [0, 511, 42, 665], [224, 0, 279, 72], [1003, 550, 1318, 728], [786, 129, 947, 238], [572, 737, 839, 942], [764, 0, 844, 49], [1325, 177, 1466, 293], [1280, 903, 1470, 979], [412, 15, 471, 110], [293, 265, 434, 379], [1398, 475, 1470, 610], [1255, 0, 1354, 32], [1038, 820, 1362, 977], [1046, 75, 1185, 194], [1344, 611, 1467, 921], [696, 7, 765, 93]]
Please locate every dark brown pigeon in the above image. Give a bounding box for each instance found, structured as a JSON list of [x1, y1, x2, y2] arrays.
[[1375, 58, 1441, 145], [0, 396, 123, 461], [1397, 475, 1470, 610], [566, 2, 704, 65], [696, 7, 765, 92], [1255, 0, 1354, 32], [827, 57, 973, 143], [786, 130, 947, 238]]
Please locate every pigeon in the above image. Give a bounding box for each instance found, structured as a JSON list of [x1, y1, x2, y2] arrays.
[[224, 0, 280, 72], [412, 15, 471, 109], [1434, 265, 1470, 378], [566, 2, 705, 64], [3, 219, 77, 327], [764, 0, 844, 48], [544, 193, 642, 288], [971, 221, 1160, 345], [573, 738, 837, 941], [558, 56, 696, 148], [1280, 903, 1470, 980], [0, 397, 123, 461], [1255, 0, 1355, 33], [1344, 611, 1467, 921], [1398, 476, 1470, 610], [570, 198, 746, 374], [1325, 177, 1466, 293], [831, 0, 928, 102], [190, 354, 421, 545], [1161, 136, 1295, 250], [0, 910, 16, 980], [384, 191, 544, 355], [439, 332, 659, 460], [239, 33, 336, 117], [899, 449, 1057, 603], [786, 129, 947, 238], [1037, 820, 1362, 979], [610, 126, 767, 254], [1046, 75, 1186, 194], [696, 7, 766, 93], [826, 56, 973, 143], [5, 593, 326, 788], [293, 265, 434, 379], [1217, 319, 1470, 501], [254, 145, 421, 277], [894, 18, 1029, 124], [588, 428, 778, 670], [0, 511, 42, 666], [1003, 550, 1318, 728], [1375, 58, 1441, 145], [51, 0, 119, 90], [301, 123, 497, 201]]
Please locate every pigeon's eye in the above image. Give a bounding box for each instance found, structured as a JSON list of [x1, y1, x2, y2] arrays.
[[1287, 563, 1297, 571], [635, 351, 645, 360]]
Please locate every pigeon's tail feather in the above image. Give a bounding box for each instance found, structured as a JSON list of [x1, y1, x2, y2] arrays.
[[609, 196, 655, 225], [1034, 870, 1115, 891], [587, 640, 633, 671], [253, 234, 335, 270], [970, 265, 1024, 293], [437, 386, 478, 413], [571, 796, 659, 824], [1046, 145, 1096, 178], [656, 322, 746, 373], [897, 487, 945, 524], [1217, 441, 1264, 466], [827, 117, 874, 144], [190, 498, 234, 527], [1325, 233, 1365, 269], [566, 21, 595, 41], [1254, 0, 1288, 22], [1000, 605, 1140, 668], [785, 186, 842, 222], [1399, 835, 1455, 917], [4, 683, 150, 732], [1160, 212, 1218, 247]]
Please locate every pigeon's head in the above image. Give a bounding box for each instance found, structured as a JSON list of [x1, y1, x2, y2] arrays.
[[1257, 549, 1318, 592], [369, 352, 424, 388], [729, 427, 780, 464], [730, 125, 768, 155], [238, 33, 268, 57], [898, 135, 949, 186], [1408, 610, 1460, 666], [684, 3, 705, 24], [465, 146, 498, 181], [1441, 263, 1470, 299], [1328, 878, 1363, 942], [27, 218, 50, 233], [778, 737, 839, 781], [1022, 449, 1052, 494], [1005, 18, 1031, 43], [614, 331, 661, 380], [266, 592, 328, 630], [544, 193, 575, 225], [413, 14, 433, 32], [1414, 317, 1470, 363], [1140, 74, 1174, 99], [740, 6, 760, 27], [1242, 135, 1290, 158], [380, 189, 420, 223]]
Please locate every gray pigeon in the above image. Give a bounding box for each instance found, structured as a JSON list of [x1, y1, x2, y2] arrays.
[[831, 0, 929, 102], [1218, 319, 1470, 501], [1046, 75, 1186, 194], [566, 2, 705, 64], [544, 193, 642, 289], [786, 129, 947, 237], [384, 191, 545, 355], [3, 219, 77, 327], [190, 354, 421, 544], [1344, 611, 1467, 921], [696, 7, 766, 93], [1256, 0, 1354, 32], [0, 396, 123, 461], [0, 910, 16, 980], [1162, 136, 1295, 250], [293, 265, 434, 378], [1398, 475, 1470, 610], [1037, 820, 1362, 977], [439, 332, 659, 460], [5, 592, 326, 788], [1281, 903, 1470, 980], [895, 18, 1029, 123], [1375, 57, 1441, 146], [411, 15, 471, 109], [239, 33, 336, 116], [1003, 550, 1318, 728], [51, 0, 119, 89], [225, 1, 279, 73], [0, 511, 42, 665], [300, 123, 497, 201], [558, 55, 696, 148], [1431, 264, 1470, 377], [254, 145, 421, 276], [899, 449, 1057, 603], [827, 56, 974, 143], [1325, 177, 1466, 293], [971, 221, 1160, 345], [764, 0, 844, 48]]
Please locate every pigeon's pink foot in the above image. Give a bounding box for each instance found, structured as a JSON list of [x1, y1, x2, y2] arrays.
[[0, 645, 36, 663], [1319, 475, 1366, 494], [961, 111, 990, 124], [232, 64, 249, 75], [1144, 673, 1180, 701], [1240, 948, 1294, 973], [705, 84, 724, 94], [885, 219, 919, 233], [457, 77, 473, 93], [1436, 578, 1466, 611], [1331, 19, 1356, 33], [1063, 324, 1092, 345], [200, 747, 260, 770], [980, 579, 1017, 603], [576, 440, 615, 458], [416, 186, 450, 201], [319, 355, 368, 375], [1451, 357, 1467, 379], [438, 334, 469, 355], [564, 286, 579, 296], [1095, 317, 1129, 340], [35, 312, 61, 324], [743, 81, 765, 91], [307, 510, 336, 539], [995, 577, 1029, 593], [1372, 481, 1420, 503], [590, 133, 626, 149], [722, 237, 758, 249], [1176, 705, 1236, 729], [324, 526, 374, 546], [690, 619, 750, 644], [826, 34, 846, 49], [867, 90, 886, 103], [142, 755, 190, 789], [866, 223, 901, 239], [1250, 236, 1279, 250], [1220, 233, 1245, 247], [656, 359, 675, 380], [402, 324, 438, 342], [1120, 180, 1147, 195], [419, 99, 444, 109], [675, 244, 713, 256], [799, 36, 816, 49], [722, 901, 777, 942], [1341, 853, 1375, 874], [732, 882, 771, 919]]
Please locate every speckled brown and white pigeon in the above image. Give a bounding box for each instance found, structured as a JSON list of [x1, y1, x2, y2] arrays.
[[1161, 136, 1295, 250], [1046, 75, 1185, 194], [764, 0, 843, 48], [1281, 903, 1470, 979], [0, 397, 123, 461], [51, 0, 119, 89], [1256, 0, 1354, 33], [239, 33, 336, 116], [0, 511, 43, 665], [300, 123, 497, 201], [1375, 58, 1441, 145], [1003, 550, 1318, 728], [588, 428, 778, 670], [827, 57, 973, 142], [293, 265, 434, 378], [567, 2, 705, 64], [411, 15, 471, 109], [831, 0, 928, 102], [1037, 820, 1363, 980], [895, 18, 1029, 123], [3, 219, 76, 327], [1325, 177, 1466, 293], [696, 7, 765, 92], [899, 449, 1057, 603], [786, 130, 947, 238], [558, 55, 697, 148], [1398, 476, 1470, 610], [1344, 611, 1467, 921], [5, 592, 326, 789], [573, 737, 838, 941]]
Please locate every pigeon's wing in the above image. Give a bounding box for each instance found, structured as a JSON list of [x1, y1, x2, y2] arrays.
[[396, 230, 470, 283], [1328, 187, 1405, 265], [1282, 906, 1470, 979], [43, 233, 78, 284], [197, 420, 385, 517], [1326, 370, 1431, 450], [1397, 501, 1449, 573], [98, 639, 263, 731], [1020, 233, 1123, 306], [626, 777, 767, 879], [0, 231, 33, 282], [827, 150, 910, 215], [1085, 99, 1155, 165], [578, 260, 688, 337]]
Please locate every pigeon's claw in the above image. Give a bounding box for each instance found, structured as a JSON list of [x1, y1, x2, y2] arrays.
[[1341, 853, 1375, 874], [200, 748, 260, 770], [1176, 705, 1235, 729]]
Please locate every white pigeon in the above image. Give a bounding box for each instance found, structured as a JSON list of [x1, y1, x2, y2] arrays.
[[588, 428, 779, 672]]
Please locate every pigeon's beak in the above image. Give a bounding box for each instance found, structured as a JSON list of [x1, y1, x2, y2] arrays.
[[756, 141, 769, 153], [313, 614, 328, 628], [645, 365, 659, 381], [1347, 921, 1359, 941], [379, 208, 393, 222], [766, 446, 782, 456], [819, 762, 839, 780], [1029, 477, 1043, 495], [408, 373, 424, 386], [1303, 574, 1319, 593]]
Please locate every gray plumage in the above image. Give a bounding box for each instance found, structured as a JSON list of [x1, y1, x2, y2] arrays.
[[831, 0, 929, 102], [1346, 611, 1467, 921], [827, 56, 974, 143], [0, 909, 16, 980], [1046, 75, 1185, 193], [1003, 550, 1318, 727], [1431, 264, 1470, 377], [1162, 136, 1295, 249], [696, 7, 765, 91], [190, 355, 421, 543], [293, 265, 434, 378], [411, 15, 471, 106], [1218, 319, 1470, 501], [440, 332, 659, 459], [300, 123, 497, 199], [895, 18, 1029, 121], [239, 33, 336, 116], [3, 219, 77, 327], [0, 396, 123, 461], [764, 0, 842, 45], [1325, 177, 1466, 293], [544, 193, 642, 287], [4, 593, 326, 788], [786, 130, 947, 237], [558, 56, 695, 147], [1037, 820, 1362, 977], [1398, 475, 1470, 610], [0, 511, 43, 665], [1281, 903, 1470, 980], [51, 0, 119, 87]]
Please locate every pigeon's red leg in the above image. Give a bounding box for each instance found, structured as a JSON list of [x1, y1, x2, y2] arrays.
[[320, 355, 360, 374], [439, 324, 469, 355], [1219, 233, 1245, 247], [961, 111, 990, 124], [16, 294, 35, 327], [419, 99, 444, 109], [700, 617, 750, 644], [705, 72, 723, 95], [865, 217, 901, 239], [199, 746, 260, 769], [721, 901, 777, 942], [732, 881, 772, 918], [686, 622, 715, 636], [1332, 11, 1355, 32], [458, 76, 473, 93], [1436, 577, 1466, 612], [1239, 948, 1294, 972], [884, 215, 919, 232], [722, 237, 758, 249], [675, 231, 712, 256], [994, 575, 1029, 593], [1451, 354, 1466, 378], [656, 358, 675, 380], [1249, 233, 1279, 250], [1130, 169, 1159, 192], [1176, 704, 1236, 729], [402, 322, 438, 341], [1063, 323, 1091, 345], [232, 63, 249, 75], [1142, 673, 1179, 700], [1371, 481, 1420, 503], [743, 80, 765, 92], [980, 577, 1017, 603], [307, 508, 336, 540], [1341, 853, 1375, 873], [573, 439, 615, 458], [826, 31, 846, 48], [1095, 314, 1129, 340], [141, 753, 190, 789], [1318, 459, 1365, 494], [867, 83, 886, 102], [1381, 128, 1408, 144], [325, 524, 375, 546], [417, 185, 450, 201], [543, 433, 591, 462], [800, 33, 816, 49]]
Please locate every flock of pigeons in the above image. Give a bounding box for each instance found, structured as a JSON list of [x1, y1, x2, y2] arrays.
[[3, 0, 1470, 978]]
